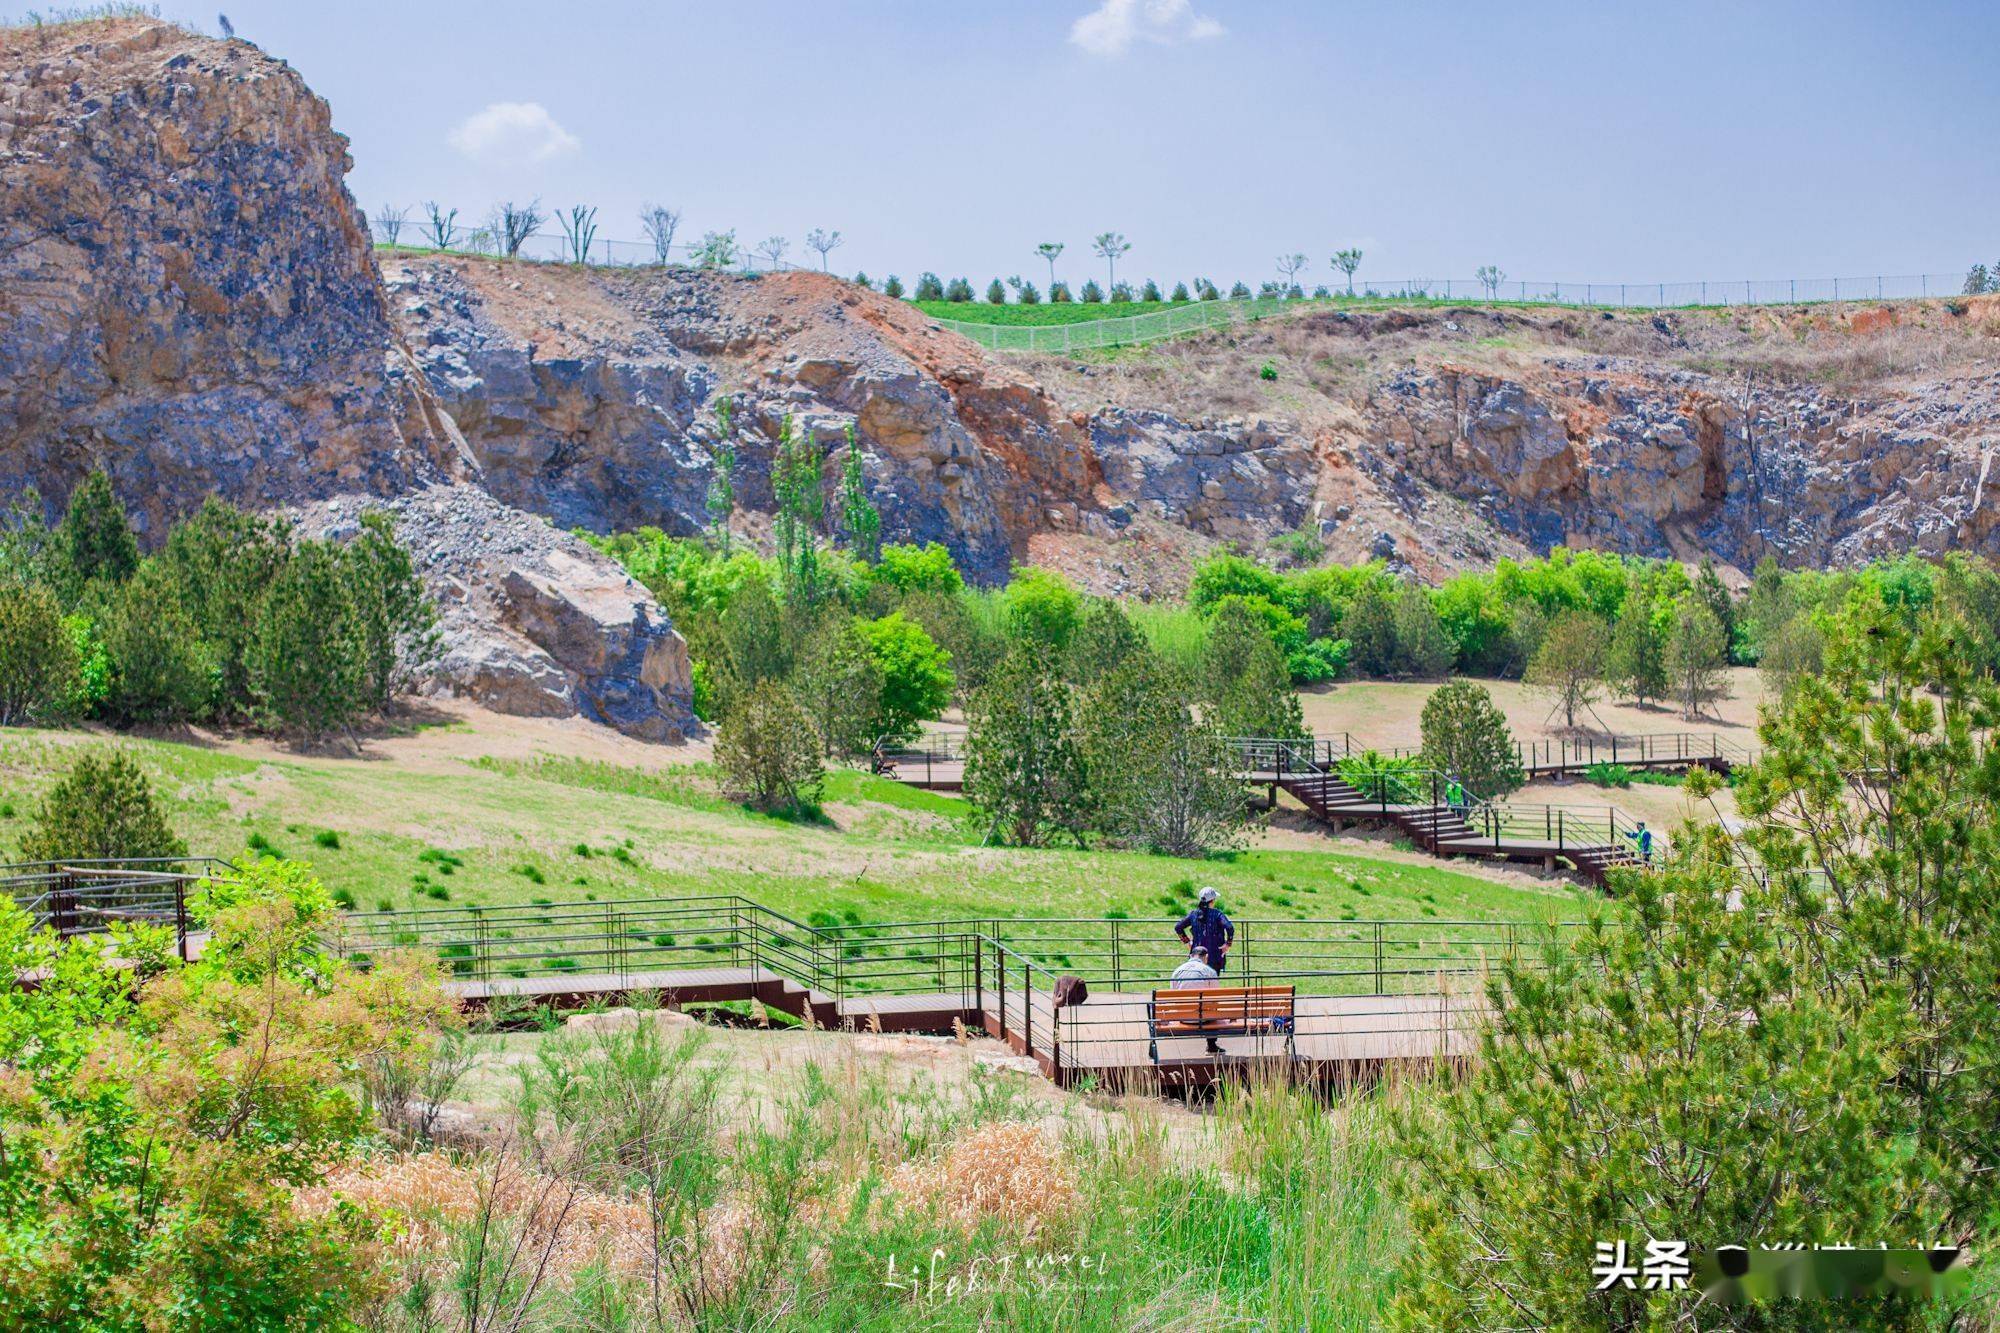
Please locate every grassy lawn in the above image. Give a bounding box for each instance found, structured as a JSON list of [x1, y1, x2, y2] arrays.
[[0, 727, 1593, 929], [912, 298, 1245, 326]]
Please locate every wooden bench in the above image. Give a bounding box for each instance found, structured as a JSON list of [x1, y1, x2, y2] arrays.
[[1147, 985, 1296, 1062]]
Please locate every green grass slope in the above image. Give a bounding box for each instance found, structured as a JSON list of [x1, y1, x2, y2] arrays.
[[0, 730, 1593, 930]]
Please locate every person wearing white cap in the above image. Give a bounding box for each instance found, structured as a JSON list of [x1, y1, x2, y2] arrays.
[[1174, 886, 1234, 975]]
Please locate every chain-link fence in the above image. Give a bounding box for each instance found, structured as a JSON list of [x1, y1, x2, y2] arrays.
[[930, 273, 1971, 351]]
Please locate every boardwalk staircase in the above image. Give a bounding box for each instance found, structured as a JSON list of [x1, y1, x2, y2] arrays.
[[1237, 739, 1648, 886]]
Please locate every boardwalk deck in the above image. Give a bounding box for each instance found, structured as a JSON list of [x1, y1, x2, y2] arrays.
[[442, 960, 1483, 1086]]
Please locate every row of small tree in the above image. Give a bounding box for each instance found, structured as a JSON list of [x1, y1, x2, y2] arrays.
[[369, 201, 847, 271], [0, 475, 436, 743]]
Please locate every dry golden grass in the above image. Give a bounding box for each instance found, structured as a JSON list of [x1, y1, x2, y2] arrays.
[[891, 1122, 1081, 1239], [298, 1150, 656, 1285]]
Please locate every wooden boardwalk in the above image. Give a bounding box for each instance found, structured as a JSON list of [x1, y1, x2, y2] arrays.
[[446, 962, 1485, 1087]]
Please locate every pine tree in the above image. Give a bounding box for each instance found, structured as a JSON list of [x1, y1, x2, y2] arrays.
[[1080, 653, 1249, 857], [1418, 679, 1522, 795], [789, 617, 882, 757], [1524, 611, 1606, 729], [1667, 601, 1730, 720], [158, 498, 291, 717], [1694, 557, 1737, 663], [247, 541, 364, 743], [52, 469, 138, 597], [0, 578, 80, 726], [343, 512, 437, 714], [1606, 583, 1669, 706], [100, 561, 212, 725], [20, 750, 186, 863], [1203, 600, 1304, 737], [1390, 584, 1454, 678], [716, 679, 823, 811]]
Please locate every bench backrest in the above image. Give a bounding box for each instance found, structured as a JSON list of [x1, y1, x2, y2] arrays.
[[1150, 985, 1295, 1026]]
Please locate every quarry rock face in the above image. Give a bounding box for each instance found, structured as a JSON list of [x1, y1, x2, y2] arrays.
[[1362, 357, 2000, 569], [0, 20, 691, 738], [1087, 408, 1319, 544], [383, 256, 1104, 583], [3, 19, 1997, 728]]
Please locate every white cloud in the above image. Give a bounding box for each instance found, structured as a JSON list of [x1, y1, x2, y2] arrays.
[[447, 102, 580, 166], [1069, 0, 1225, 57]]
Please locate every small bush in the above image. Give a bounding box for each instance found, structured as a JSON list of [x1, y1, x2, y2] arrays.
[[1582, 762, 1633, 788], [1259, 361, 1278, 381], [21, 751, 186, 864], [572, 841, 591, 857], [330, 887, 356, 910], [514, 863, 546, 884], [544, 957, 580, 972], [423, 884, 449, 901], [375, 897, 393, 912], [313, 829, 340, 849]]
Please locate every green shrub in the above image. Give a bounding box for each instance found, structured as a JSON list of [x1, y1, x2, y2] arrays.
[[0, 580, 81, 726], [572, 841, 591, 857], [20, 751, 185, 864], [313, 829, 340, 849], [1259, 361, 1278, 381], [715, 679, 824, 812], [1582, 761, 1633, 788], [330, 887, 356, 910], [423, 884, 449, 901]]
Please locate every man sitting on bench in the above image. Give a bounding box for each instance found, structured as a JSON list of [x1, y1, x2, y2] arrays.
[[1169, 946, 1222, 1050]]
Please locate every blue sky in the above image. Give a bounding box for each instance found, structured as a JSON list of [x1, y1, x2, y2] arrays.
[[150, 0, 1997, 289]]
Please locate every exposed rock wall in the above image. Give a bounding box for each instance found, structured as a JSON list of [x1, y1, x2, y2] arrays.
[[385, 257, 1104, 583], [0, 20, 691, 737]]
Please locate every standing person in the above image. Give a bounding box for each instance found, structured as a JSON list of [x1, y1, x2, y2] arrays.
[[1175, 887, 1235, 975], [1628, 820, 1654, 865]]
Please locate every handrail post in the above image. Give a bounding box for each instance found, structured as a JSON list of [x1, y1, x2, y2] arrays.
[[173, 879, 189, 963], [1373, 922, 1384, 995], [1111, 918, 1122, 989], [1022, 961, 1032, 1058], [1559, 810, 1566, 851]]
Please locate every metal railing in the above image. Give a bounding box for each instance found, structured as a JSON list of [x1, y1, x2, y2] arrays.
[[1518, 731, 1758, 773], [327, 894, 1598, 1077], [4, 856, 240, 961], [870, 734, 965, 785]]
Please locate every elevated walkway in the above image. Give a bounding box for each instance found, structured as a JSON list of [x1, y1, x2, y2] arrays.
[[332, 895, 1565, 1089]]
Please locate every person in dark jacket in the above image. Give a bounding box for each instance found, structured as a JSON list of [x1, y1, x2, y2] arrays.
[[1175, 887, 1235, 974]]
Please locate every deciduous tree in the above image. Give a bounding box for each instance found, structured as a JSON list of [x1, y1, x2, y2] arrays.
[[964, 651, 1088, 846], [1419, 679, 1522, 795], [715, 679, 823, 811], [1524, 610, 1606, 730]]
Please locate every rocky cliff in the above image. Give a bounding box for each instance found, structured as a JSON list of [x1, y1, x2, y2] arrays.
[[385, 255, 2000, 591], [0, 20, 691, 738], [5, 21, 1997, 745]]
